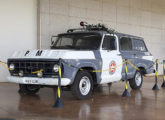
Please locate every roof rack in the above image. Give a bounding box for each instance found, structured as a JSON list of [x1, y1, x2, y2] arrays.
[[67, 21, 115, 34]]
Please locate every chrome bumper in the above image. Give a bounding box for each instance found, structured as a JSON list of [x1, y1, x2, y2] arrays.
[[8, 76, 71, 86]]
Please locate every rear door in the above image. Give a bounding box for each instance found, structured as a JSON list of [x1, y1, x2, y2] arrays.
[[119, 37, 136, 79], [100, 34, 122, 84], [132, 39, 148, 59], [132, 39, 152, 70]]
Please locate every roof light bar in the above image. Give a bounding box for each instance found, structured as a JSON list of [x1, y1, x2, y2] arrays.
[[67, 21, 116, 34]]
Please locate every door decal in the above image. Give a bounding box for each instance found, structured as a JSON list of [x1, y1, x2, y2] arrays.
[[24, 50, 30, 56], [109, 61, 116, 75], [36, 50, 43, 56]]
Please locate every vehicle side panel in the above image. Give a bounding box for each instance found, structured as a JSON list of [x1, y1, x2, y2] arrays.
[[117, 34, 154, 80]]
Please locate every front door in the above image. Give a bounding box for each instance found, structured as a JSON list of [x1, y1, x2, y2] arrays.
[[100, 34, 122, 84]]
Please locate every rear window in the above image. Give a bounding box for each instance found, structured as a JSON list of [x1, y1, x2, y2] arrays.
[[132, 39, 147, 52], [120, 37, 132, 51]]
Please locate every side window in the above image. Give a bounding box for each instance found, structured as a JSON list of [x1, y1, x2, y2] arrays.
[[133, 39, 147, 52], [120, 37, 132, 51], [102, 35, 117, 50]]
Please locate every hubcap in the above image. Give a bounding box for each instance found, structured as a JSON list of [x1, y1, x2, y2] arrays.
[[79, 76, 91, 95], [135, 72, 142, 86]]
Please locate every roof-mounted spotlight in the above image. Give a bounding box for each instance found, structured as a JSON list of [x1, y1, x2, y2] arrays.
[[80, 21, 88, 27]]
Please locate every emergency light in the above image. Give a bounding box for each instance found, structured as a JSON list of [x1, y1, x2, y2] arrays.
[[80, 21, 88, 27]]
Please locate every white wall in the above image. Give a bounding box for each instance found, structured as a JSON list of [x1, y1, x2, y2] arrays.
[[39, 0, 165, 75], [0, 0, 37, 82]]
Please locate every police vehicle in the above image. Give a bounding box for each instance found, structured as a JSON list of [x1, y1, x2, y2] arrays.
[[7, 22, 155, 99]]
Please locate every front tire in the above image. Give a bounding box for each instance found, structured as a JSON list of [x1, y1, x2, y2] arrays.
[[18, 84, 40, 94], [129, 71, 143, 89], [71, 71, 93, 100]]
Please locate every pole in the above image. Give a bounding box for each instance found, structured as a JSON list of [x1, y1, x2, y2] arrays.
[[161, 60, 165, 88], [54, 58, 64, 108], [152, 59, 159, 90], [122, 59, 131, 97]]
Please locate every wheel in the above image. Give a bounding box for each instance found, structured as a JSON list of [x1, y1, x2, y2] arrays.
[[71, 71, 93, 100], [18, 84, 40, 94], [129, 71, 143, 89]]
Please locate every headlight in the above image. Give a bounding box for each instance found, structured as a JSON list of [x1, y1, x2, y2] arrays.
[[53, 64, 59, 72], [19, 70, 24, 77], [9, 64, 15, 71], [37, 71, 43, 77]]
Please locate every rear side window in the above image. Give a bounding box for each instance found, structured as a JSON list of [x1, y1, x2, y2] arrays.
[[102, 35, 117, 50], [120, 37, 132, 51], [132, 39, 147, 52]]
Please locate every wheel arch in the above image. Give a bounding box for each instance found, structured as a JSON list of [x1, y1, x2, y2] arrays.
[[136, 63, 147, 75], [138, 67, 146, 75], [77, 66, 98, 85]]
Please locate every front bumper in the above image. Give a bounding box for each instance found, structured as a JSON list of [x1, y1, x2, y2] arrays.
[[8, 76, 71, 86]]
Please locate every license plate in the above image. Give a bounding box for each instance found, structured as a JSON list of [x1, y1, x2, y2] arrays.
[[24, 79, 38, 84]]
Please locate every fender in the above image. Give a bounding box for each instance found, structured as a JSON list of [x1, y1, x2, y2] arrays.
[[136, 59, 154, 74], [62, 59, 102, 84]]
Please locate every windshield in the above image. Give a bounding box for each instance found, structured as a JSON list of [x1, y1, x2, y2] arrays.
[[51, 33, 102, 50]]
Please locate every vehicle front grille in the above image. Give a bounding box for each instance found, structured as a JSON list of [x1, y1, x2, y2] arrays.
[[8, 59, 59, 77]]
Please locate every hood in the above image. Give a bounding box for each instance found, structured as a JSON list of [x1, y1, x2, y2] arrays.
[[9, 50, 95, 60]]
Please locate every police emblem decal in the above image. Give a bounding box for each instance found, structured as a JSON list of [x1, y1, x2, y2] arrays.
[[109, 61, 116, 74]]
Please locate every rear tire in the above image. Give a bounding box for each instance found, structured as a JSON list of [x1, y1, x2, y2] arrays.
[[129, 71, 143, 89], [18, 84, 40, 94], [71, 71, 93, 100]]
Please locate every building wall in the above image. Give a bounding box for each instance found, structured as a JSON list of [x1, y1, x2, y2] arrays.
[[0, 0, 37, 82], [39, 0, 165, 74]]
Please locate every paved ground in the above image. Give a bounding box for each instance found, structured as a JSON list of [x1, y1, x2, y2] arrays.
[[0, 76, 165, 120]]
